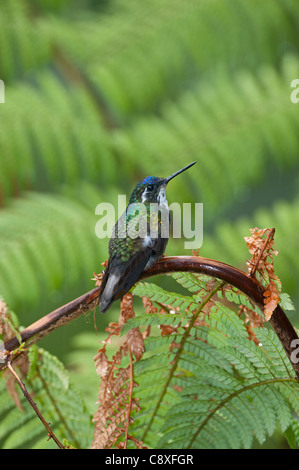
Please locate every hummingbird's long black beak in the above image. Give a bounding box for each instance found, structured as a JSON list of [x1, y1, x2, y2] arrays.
[[165, 161, 197, 184]]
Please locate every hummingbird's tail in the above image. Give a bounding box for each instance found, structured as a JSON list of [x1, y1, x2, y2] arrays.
[[99, 296, 111, 313], [99, 270, 117, 313], [99, 247, 154, 313]]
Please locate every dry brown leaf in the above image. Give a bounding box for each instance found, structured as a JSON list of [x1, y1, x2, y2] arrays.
[[126, 328, 145, 361], [142, 297, 158, 314], [92, 291, 145, 449], [3, 353, 30, 411], [238, 305, 264, 329], [245, 325, 260, 345], [120, 293, 135, 325], [94, 346, 109, 378], [0, 299, 17, 342], [142, 325, 151, 339], [159, 324, 178, 336], [0, 300, 31, 410], [244, 227, 280, 320]]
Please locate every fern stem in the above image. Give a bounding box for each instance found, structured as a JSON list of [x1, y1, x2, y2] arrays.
[[187, 376, 298, 449], [37, 365, 81, 449], [141, 280, 226, 443], [7, 361, 65, 449]]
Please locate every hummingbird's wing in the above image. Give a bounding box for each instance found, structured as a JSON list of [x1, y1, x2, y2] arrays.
[[99, 244, 153, 313]]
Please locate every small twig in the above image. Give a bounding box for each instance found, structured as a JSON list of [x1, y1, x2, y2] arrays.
[[7, 360, 65, 449]]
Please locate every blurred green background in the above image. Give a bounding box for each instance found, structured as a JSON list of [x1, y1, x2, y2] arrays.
[[0, 0, 299, 433]]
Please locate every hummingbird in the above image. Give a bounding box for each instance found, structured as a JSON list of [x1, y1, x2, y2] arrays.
[[99, 161, 197, 313]]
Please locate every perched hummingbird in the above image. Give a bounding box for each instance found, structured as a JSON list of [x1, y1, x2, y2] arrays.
[[99, 162, 196, 313]]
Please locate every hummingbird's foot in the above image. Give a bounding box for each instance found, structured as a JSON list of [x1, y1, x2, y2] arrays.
[[92, 272, 103, 286], [92, 260, 108, 286]]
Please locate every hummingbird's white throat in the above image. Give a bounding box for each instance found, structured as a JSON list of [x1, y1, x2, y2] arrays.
[[157, 185, 168, 209], [141, 184, 168, 209]]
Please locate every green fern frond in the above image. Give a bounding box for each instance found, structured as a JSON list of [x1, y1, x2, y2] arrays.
[[0, 191, 106, 315], [0, 71, 116, 201], [117, 54, 299, 213], [208, 302, 248, 339], [285, 419, 299, 449], [133, 281, 198, 311], [127, 287, 299, 449], [0, 0, 50, 82], [170, 271, 212, 295], [0, 348, 93, 449], [255, 328, 294, 377], [122, 314, 189, 335], [217, 286, 262, 315], [1, 0, 298, 214], [52, 0, 299, 120]]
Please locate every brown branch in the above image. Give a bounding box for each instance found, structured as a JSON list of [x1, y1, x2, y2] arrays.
[[7, 360, 65, 449], [2, 256, 299, 378], [143, 256, 299, 378], [3, 287, 101, 354]]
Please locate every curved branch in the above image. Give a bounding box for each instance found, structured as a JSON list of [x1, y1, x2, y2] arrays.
[[3, 256, 299, 377], [3, 288, 101, 355], [141, 256, 299, 378]]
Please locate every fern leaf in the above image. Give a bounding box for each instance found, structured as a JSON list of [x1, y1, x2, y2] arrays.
[[121, 313, 189, 335], [263, 385, 292, 433], [209, 302, 248, 339], [226, 336, 276, 378], [133, 282, 198, 311], [128, 294, 299, 449], [255, 328, 294, 377], [0, 191, 106, 315], [0, 348, 93, 449], [284, 419, 299, 449], [171, 272, 210, 294], [247, 387, 277, 437], [219, 347, 259, 380]]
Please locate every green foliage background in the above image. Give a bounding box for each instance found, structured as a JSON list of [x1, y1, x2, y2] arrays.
[[0, 0, 299, 448]]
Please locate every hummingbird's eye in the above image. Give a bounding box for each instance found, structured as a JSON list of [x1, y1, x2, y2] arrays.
[[147, 184, 154, 191]]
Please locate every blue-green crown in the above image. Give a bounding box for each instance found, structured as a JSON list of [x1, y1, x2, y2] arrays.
[[129, 176, 163, 203], [142, 176, 157, 185], [128, 162, 197, 204]]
